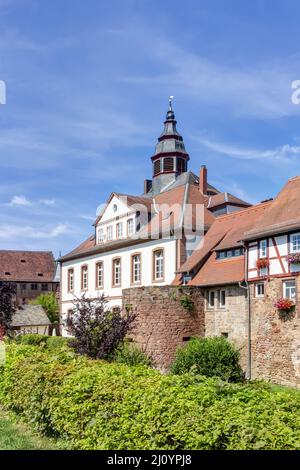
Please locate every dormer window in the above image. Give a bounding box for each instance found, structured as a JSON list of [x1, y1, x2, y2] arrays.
[[116, 222, 123, 239], [259, 240, 267, 258], [291, 233, 300, 253], [97, 228, 104, 244], [107, 225, 113, 241], [127, 218, 134, 236]]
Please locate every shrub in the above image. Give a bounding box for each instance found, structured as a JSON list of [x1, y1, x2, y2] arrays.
[[2, 344, 300, 449], [112, 342, 152, 367], [68, 295, 136, 360], [171, 337, 244, 382], [46, 336, 71, 351], [18, 334, 48, 347], [31, 292, 59, 324]]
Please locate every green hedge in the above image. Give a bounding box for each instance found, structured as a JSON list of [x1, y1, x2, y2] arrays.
[[17, 334, 71, 351], [171, 337, 244, 382], [1, 343, 300, 449]]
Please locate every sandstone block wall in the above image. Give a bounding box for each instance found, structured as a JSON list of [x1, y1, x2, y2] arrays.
[[251, 277, 300, 388], [122, 285, 205, 370], [204, 285, 249, 371]]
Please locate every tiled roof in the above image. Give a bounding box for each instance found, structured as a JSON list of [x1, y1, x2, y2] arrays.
[[189, 252, 245, 287], [11, 304, 51, 327], [244, 176, 300, 240], [177, 201, 271, 286], [61, 181, 216, 262], [0, 251, 57, 282], [207, 192, 251, 209]]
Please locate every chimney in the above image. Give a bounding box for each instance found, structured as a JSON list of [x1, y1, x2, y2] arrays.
[[144, 179, 152, 194], [199, 165, 207, 195]]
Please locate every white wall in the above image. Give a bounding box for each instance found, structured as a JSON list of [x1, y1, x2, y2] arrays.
[[61, 238, 177, 327], [248, 233, 299, 279]]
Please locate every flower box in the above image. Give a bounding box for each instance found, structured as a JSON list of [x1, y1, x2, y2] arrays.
[[286, 252, 300, 264], [274, 298, 296, 319]]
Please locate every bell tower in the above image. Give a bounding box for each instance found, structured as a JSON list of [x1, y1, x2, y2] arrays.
[[151, 97, 189, 195]]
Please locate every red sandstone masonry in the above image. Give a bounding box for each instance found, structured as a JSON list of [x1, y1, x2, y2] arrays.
[[251, 277, 300, 388], [122, 286, 205, 371]]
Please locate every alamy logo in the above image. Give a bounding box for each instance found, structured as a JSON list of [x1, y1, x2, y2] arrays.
[[0, 80, 6, 104], [291, 80, 300, 105]]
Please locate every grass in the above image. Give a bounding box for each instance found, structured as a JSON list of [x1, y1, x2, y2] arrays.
[[0, 408, 59, 450]]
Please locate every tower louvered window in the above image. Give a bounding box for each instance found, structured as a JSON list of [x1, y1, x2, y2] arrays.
[[153, 160, 160, 176], [163, 157, 174, 172], [177, 158, 185, 174]]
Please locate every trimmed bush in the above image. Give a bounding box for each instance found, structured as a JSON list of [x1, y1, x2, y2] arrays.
[[2, 344, 300, 449], [112, 342, 152, 367], [45, 336, 71, 351], [171, 337, 244, 382], [17, 334, 48, 347]]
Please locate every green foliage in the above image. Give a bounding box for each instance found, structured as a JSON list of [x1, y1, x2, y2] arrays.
[[17, 334, 70, 352], [2, 344, 300, 449], [31, 293, 59, 324], [17, 334, 48, 347], [171, 337, 244, 382], [179, 294, 194, 311], [112, 342, 152, 367]]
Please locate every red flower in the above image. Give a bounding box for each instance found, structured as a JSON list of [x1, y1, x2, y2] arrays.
[[274, 298, 295, 311], [256, 258, 270, 269]]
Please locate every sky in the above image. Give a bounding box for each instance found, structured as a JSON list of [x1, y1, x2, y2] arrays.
[[1, 0, 300, 256]]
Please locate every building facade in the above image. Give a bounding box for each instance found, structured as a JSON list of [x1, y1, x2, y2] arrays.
[[59, 102, 249, 332], [0, 250, 59, 306]]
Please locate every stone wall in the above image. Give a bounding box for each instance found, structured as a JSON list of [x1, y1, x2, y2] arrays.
[[122, 285, 205, 371], [251, 276, 300, 388], [204, 285, 249, 371]]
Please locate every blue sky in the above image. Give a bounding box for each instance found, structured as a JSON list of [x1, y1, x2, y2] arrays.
[[1, 0, 300, 256]]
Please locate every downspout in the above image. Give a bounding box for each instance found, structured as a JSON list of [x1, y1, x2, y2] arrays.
[[239, 241, 251, 380]]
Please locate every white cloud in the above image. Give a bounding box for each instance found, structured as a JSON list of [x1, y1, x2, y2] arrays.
[[0, 223, 70, 239], [194, 136, 300, 163], [9, 195, 32, 206], [40, 198, 56, 206]]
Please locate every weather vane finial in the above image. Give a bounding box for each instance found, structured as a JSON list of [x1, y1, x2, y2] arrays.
[[168, 95, 174, 111]]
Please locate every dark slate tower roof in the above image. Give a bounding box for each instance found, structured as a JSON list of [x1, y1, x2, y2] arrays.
[[151, 99, 189, 162], [150, 98, 190, 195]]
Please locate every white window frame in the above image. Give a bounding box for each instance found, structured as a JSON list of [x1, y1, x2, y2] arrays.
[[113, 258, 121, 287], [283, 280, 296, 300], [208, 290, 215, 309], [68, 269, 74, 292], [116, 222, 123, 239], [97, 228, 104, 244], [81, 266, 88, 291], [107, 225, 113, 241], [96, 262, 103, 289], [219, 289, 226, 308], [259, 239, 267, 258], [255, 282, 265, 298], [132, 254, 141, 284], [153, 250, 164, 281], [127, 218, 134, 236], [291, 233, 300, 253]]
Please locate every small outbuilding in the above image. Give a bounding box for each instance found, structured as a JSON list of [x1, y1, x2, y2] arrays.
[[11, 304, 51, 335]]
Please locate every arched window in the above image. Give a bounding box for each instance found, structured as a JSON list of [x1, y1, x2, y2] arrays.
[[131, 253, 141, 284], [153, 160, 161, 176], [163, 157, 174, 172], [112, 258, 121, 287], [153, 249, 164, 281]]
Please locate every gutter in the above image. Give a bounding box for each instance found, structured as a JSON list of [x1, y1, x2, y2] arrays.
[[239, 241, 251, 381]]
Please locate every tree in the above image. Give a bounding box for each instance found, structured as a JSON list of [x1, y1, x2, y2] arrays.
[[68, 294, 136, 360], [31, 292, 59, 324], [0, 282, 16, 339]]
